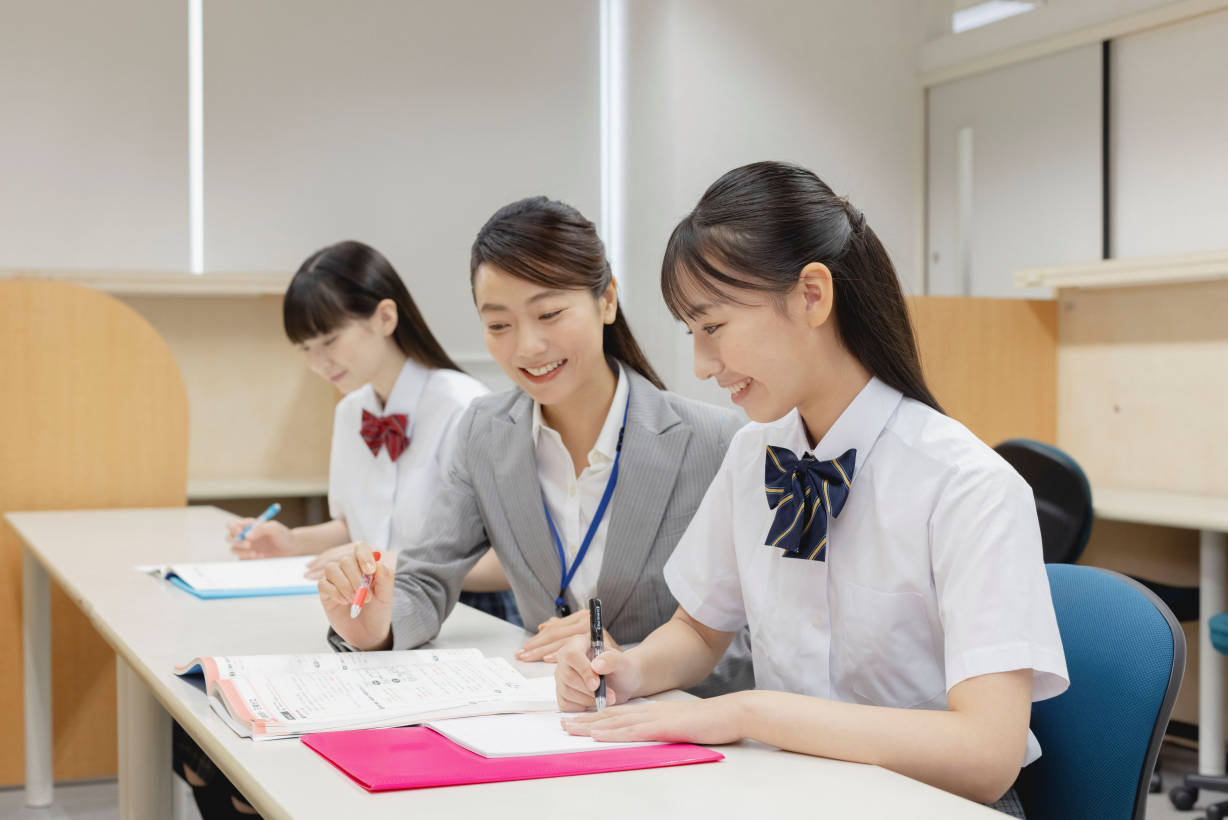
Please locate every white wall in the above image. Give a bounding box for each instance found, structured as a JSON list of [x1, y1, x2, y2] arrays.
[[202, 0, 601, 362], [1111, 8, 1228, 258], [0, 0, 188, 269], [620, 0, 928, 400], [927, 44, 1103, 297]]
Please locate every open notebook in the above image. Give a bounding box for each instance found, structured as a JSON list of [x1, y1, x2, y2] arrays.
[[174, 648, 558, 740], [139, 555, 317, 598]]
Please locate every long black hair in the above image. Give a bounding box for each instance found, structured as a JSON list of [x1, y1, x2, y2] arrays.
[[470, 196, 665, 390], [661, 161, 941, 412], [283, 240, 463, 373]]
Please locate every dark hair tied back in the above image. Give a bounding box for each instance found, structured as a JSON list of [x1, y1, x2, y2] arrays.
[[283, 240, 463, 373], [660, 161, 941, 413], [470, 196, 665, 390], [841, 199, 866, 234]]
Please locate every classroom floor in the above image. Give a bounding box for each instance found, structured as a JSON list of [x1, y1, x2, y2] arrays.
[[0, 779, 201, 820], [0, 744, 1216, 819]]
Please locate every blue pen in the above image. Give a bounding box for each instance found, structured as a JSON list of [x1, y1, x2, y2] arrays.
[[235, 502, 281, 545]]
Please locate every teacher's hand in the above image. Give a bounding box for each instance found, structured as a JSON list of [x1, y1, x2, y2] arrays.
[[516, 609, 620, 663]]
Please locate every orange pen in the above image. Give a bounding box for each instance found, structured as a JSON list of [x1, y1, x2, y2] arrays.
[[349, 551, 382, 619]]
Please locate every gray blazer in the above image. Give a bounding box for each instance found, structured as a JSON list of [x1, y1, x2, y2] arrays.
[[383, 365, 754, 695]]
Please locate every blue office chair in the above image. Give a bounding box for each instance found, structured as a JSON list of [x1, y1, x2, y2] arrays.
[[994, 439, 1094, 565], [1014, 564, 1185, 820], [1169, 613, 1228, 818]]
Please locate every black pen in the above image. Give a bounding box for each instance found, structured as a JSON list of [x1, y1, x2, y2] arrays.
[[588, 597, 606, 710]]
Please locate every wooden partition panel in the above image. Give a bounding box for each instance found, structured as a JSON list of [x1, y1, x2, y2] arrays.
[[1057, 279, 1228, 495], [120, 294, 336, 485], [0, 281, 188, 785], [1055, 277, 1228, 732], [908, 296, 1058, 446]]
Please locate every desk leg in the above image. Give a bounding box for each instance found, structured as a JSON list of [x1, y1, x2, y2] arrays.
[[23, 550, 53, 808], [1200, 529, 1228, 777], [117, 658, 173, 820]]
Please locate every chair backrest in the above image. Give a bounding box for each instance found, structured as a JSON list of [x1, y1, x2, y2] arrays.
[[994, 438, 1093, 564], [1015, 564, 1184, 820], [0, 280, 187, 785]]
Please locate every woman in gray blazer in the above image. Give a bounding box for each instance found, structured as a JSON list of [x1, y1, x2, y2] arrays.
[[320, 196, 752, 695]]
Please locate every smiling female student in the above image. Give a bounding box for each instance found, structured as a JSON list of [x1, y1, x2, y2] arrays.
[[553, 162, 1068, 817], [223, 240, 512, 615], [317, 196, 752, 693]]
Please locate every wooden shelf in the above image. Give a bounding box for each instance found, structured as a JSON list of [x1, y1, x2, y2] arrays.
[[1094, 486, 1228, 532], [0, 269, 290, 296], [187, 477, 328, 500], [1014, 250, 1228, 291]]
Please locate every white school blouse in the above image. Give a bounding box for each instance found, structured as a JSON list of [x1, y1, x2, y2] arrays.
[[663, 376, 1068, 765], [328, 358, 489, 553], [532, 364, 629, 612]]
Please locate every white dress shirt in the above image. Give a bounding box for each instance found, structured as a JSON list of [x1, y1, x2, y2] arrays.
[[328, 358, 488, 553], [664, 376, 1068, 765], [533, 364, 629, 612]]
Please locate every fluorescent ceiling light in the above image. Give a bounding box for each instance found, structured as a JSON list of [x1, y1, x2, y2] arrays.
[[952, 1, 1038, 34]]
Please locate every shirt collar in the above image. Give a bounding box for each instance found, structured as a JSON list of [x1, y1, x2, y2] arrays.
[[532, 363, 628, 465], [793, 376, 903, 473], [362, 358, 429, 421]]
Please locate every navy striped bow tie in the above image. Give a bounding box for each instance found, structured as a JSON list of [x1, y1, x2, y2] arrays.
[[764, 445, 856, 561]]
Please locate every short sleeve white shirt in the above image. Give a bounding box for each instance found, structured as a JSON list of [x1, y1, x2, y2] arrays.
[[533, 364, 629, 612], [328, 359, 488, 553], [663, 377, 1068, 765]]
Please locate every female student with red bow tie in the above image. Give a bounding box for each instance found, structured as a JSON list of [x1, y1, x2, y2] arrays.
[[179, 241, 515, 820], [552, 163, 1069, 817], [223, 240, 513, 613]]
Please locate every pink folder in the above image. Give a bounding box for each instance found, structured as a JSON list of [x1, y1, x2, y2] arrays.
[[302, 726, 724, 791]]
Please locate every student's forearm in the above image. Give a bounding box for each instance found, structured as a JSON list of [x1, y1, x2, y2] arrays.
[[460, 550, 510, 592], [626, 611, 729, 697], [729, 685, 1028, 804], [291, 518, 351, 555]]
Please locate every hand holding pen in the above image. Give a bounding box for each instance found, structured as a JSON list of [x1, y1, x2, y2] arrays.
[[227, 503, 293, 559], [317, 541, 395, 651], [552, 608, 639, 712]]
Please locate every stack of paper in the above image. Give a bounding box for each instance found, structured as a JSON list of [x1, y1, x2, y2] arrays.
[[424, 710, 664, 757], [175, 649, 558, 740]]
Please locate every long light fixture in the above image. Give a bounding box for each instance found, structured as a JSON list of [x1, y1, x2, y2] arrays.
[[952, 1, 1039, 34], [599, 0, 626, 292], [188, 0, 203, 274]]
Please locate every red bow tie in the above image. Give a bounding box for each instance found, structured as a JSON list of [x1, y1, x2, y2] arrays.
[[360, 410, 410, 461]]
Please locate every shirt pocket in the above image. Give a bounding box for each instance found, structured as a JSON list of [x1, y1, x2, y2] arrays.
[[835, 579, 946, 709]]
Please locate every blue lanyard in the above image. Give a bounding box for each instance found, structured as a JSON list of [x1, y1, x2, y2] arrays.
[[542, 394, 630, 617]]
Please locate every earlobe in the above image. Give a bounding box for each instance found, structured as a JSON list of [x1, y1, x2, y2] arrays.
[[799, 263, 834, 328]]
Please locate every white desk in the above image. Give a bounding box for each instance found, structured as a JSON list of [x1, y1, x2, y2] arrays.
[[10, 505, 999, 819], [1095, 487, 1228, 776]]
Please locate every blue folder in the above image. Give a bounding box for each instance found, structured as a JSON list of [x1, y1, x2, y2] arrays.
[[166, 573, 318, 599]]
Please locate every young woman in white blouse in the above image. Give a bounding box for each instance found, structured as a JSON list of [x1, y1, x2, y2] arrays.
[[554, 162, 1068, 818]]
